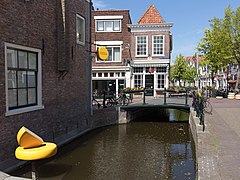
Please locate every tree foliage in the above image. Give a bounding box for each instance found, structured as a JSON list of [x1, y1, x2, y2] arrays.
[[198, 6, 240, 89], [184, 66, 197, 84], [172, 54, 188, 86]]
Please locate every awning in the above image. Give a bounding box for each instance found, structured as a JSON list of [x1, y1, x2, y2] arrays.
[[131, 63, 169, 67]]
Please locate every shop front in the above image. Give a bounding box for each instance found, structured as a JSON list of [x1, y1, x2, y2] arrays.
[[131, 63, 169, 97]]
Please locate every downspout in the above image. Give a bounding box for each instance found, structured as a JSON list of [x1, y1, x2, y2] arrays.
[[89, 0, 93, 117]]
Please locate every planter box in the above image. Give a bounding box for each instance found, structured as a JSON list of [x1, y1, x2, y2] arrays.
[[123, 90, 144, 93]]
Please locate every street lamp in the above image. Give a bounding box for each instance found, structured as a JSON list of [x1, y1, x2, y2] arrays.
[[226, 64, 230, 95]]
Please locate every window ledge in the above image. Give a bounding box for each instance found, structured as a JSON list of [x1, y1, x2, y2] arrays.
[[5, 105, 44, 116]]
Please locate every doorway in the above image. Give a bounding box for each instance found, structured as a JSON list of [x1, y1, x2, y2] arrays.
[[145, 75, 154, 96]]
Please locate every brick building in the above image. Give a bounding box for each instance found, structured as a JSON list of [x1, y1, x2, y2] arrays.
[[0, 0, 92, 171], [128, 5, 173, 96], [91, 9, 132, 97]]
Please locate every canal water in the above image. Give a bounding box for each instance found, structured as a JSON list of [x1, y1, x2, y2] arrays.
[[15, 109, 196, 179]]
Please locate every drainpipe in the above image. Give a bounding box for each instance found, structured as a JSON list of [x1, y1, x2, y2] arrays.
[[88, 0, 93, 117]]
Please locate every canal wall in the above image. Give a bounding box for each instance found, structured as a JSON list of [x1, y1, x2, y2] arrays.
[[91, 107, 119, 129], [189, 107, 213, 179]]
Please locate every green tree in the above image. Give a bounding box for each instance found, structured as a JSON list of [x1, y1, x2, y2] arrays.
[[198, 6, 240, 89], [184, 66, 197, 84], [173, 54, 188, 86], [169, 65, 175, 84]]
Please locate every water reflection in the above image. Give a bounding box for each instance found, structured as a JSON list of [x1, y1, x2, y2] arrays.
[[18, 121, 195, 180]]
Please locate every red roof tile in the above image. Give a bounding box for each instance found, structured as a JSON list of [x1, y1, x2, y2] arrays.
[[137, 5, 165, 24]]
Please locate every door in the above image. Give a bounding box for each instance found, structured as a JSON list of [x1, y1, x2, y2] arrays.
[[145, 75, 154, 96]]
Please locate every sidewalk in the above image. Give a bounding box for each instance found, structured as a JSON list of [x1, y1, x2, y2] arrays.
[[198, 98, 240, 179]]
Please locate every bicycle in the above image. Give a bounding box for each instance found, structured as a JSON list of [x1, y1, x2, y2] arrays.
[[192, 91, 212, 114], [92, 96, 101, 109], [106, 95, 118, 107], [117, 93, 130, 106], [202, 97, 212, 114]]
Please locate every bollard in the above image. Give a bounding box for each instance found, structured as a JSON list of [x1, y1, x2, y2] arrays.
[[102, 90, 106, 108], [164, 88, 166, 105], [143, 90, 146, 104], [185, 90, 188, 105], [199, 98, 204, 126]]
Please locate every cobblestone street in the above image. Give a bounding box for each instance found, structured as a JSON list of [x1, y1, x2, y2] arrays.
[[199, 98, 240, 179]]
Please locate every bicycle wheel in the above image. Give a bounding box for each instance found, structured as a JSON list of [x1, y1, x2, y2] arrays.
[[106, 98, 113, 107], [204, 100, 212, 114], [118, 97, 123, 105], [122, 97, 129, 106], [92, 99, 101, 109]]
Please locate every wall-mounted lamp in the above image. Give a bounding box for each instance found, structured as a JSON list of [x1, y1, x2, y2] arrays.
[[124, 43, 130, 49]]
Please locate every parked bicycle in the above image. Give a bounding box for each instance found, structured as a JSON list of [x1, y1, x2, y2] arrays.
[[105, 93, 130, 106], [117, 93, 130, 106], [92, 96, 101, 109], [202, 96, 212, 114], [192, 90, 212, 114], [106, 95, 118, 106]]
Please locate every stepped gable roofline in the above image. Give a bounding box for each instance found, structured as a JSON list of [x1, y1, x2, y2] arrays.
[[137, 4, 165, 24], [185, 56, 204, 64]]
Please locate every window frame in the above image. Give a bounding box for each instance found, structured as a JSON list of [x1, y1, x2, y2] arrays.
[[135, 36, 148, 57], [5, 43, 43, 116], [96, 45, 121, 62], [152, 35, 164, 56], [134, 74, 143, 88], [76, 14, 85, 45], [95, 20, 121, 32], [157, 74, 165, 89]]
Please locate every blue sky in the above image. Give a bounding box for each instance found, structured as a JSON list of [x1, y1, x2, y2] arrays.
[[92, 0, 239, 61]]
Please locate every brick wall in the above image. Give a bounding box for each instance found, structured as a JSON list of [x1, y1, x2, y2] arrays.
[[91, 10, 132, 67], [0, 0, 92, 171], [131, 31, 172, 60]]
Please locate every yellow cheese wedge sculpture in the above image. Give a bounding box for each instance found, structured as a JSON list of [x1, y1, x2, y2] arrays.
[[17, 126, 44, 148], [15, 126, 57, 161]]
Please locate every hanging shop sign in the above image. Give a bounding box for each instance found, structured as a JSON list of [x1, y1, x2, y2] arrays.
[[97, 46, 109, 61]]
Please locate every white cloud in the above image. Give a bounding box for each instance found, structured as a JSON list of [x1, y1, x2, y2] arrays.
[[92, 0, 108, 9]]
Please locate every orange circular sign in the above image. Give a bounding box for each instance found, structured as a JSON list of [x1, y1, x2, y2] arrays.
[[97, 46, 109, 60]]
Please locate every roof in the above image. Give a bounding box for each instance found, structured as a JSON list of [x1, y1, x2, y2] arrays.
[[185, 56, 204, 64], [137, 5, 165, 24]]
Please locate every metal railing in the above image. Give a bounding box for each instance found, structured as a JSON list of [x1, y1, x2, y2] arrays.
[[192, 91, 205, 131]]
